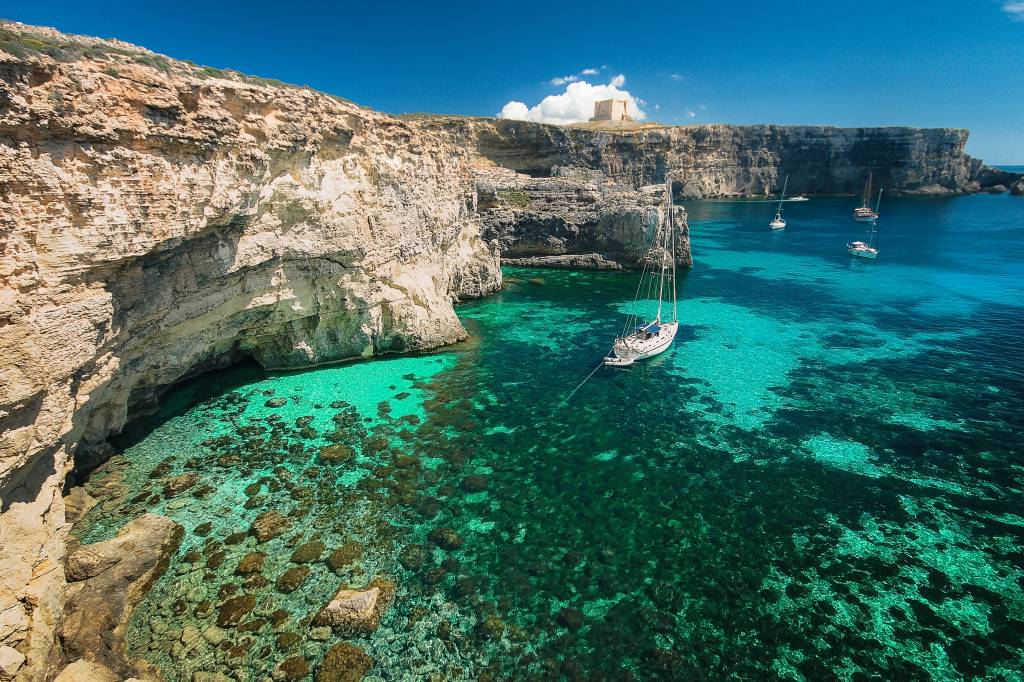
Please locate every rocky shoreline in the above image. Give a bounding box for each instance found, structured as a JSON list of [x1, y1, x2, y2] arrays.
[[0, 18, 1020, 682]]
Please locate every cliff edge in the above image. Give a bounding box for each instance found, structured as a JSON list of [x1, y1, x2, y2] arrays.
[[0, 22, 503, 679]]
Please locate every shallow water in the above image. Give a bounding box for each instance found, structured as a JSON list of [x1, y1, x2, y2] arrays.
[[78, 194, 1024, 680]]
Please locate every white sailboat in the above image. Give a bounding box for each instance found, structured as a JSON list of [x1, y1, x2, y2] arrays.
[[604, 182, 679, 367], [770, 175, 788, 230], [848, 188, 882, 258], [853, 172, 879, 222], [788, 195, 809, 202]]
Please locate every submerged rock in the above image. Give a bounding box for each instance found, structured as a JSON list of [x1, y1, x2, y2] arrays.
[[217, 595, 257, 627], [556, 607, 584, 630], [428, 527, 464, 550], [291, 541, 325, 563], [398, 545, 429, 572], [327, 542, 363, 571], [316, 642, 374, 682], [320, 444, 356, 463], [276, 566, 311, 593], [235, 552, 267, 575], [312, 578, 396, 634], [460, 475, 489, 492], [251, 510, 291, 542], [163, 472, 200, 497]]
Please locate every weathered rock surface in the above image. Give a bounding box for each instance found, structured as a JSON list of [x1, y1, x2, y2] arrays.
[[312, 578, 395, 635], [475, 166, 690, 268], [417, 115, 1021, 197], [53, 514, 182, 679]]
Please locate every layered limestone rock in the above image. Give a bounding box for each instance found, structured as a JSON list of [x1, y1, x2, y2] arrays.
[[475, 166, 691, 268], [416, 116, 1020, 197], [0, 22, 499, 679]]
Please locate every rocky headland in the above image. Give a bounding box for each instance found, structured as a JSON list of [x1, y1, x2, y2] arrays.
[[0, 19, 1019, 682], [417, 115, 1020, 198]]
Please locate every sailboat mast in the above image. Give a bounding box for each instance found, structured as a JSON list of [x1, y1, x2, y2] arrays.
[[863, 171, 873, 208], [669, 182, 677, 322], [779, 174, 788, 209], [875, 187, 883, 212], [655, 184, 668, 322]]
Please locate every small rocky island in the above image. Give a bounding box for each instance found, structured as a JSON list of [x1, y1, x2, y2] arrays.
[[0, 19, 1020, 682]]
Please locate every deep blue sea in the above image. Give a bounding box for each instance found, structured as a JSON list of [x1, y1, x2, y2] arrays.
[[79, 194, 1024, 681]]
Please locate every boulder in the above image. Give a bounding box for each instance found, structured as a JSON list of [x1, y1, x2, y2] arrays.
[[312, 578, 395, 634], [273, 656, 309, 681], [316, 642, 374, 682], [327, 542, 363, 571], [427, 527, 464, 550], [217, 595, 256, 628], [64, 546, 122, 582], [54, 515, 183, 678], [251, 510, 290, 542], [163, 472, 200, 497], [235, 552, 267, 575], [276, 566, 311, 594], [319, 444, 356, 463], [290, 541, 325, 563]]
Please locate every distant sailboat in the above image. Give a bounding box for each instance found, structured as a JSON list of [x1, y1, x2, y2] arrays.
[[788, 194, 809, 202], [848, 188, 882, 258], [853, 172, 880, 222], [770, 175, 788, 230], [604, 182, 679, 367]]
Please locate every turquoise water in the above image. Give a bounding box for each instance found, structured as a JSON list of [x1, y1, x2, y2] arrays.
[[78, 194, 1024, 680]]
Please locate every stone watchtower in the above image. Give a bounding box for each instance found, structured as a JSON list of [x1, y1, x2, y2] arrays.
[[589, 99, 634, 122]]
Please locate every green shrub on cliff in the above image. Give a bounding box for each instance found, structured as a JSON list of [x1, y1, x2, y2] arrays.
[[498, 190, 531, 208]]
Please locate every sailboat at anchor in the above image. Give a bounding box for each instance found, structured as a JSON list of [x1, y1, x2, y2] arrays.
[[853, 172, 880, 222], [604, 182, 680, 367], [770, 174, 788, 230]]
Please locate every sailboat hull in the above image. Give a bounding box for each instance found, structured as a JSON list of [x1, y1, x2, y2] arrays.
[[848, 248, 878, 259], [853, 215, 878, 223], [770, 220, 786, 230], [605, 322, 679, 366]]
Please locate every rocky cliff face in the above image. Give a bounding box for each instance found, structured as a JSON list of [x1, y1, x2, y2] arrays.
[[475, 166, 691, 268], [0, 23, 501, 679], [417, 116, 1020, 197]]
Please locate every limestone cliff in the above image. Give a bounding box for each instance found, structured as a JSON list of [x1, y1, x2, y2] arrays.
[[416, 116, 1020, 197], [475, 166, 691, 268], [0, 22, 501, 679]]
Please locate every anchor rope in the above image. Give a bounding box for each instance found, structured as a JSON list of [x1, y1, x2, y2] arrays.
[[560, 352, 613, 407]]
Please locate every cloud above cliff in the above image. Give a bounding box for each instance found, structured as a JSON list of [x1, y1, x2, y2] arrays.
[[498, 74, 646, 125], [1003, 1, 1024, 19]]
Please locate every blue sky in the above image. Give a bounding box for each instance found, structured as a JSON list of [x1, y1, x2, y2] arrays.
[[5, 0, 1023, 163]]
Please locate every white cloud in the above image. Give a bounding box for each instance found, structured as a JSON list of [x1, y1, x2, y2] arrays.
[[669, 73, 684, 81], [498, 74, 647, 125], [550, 75, 580, 86], [1004, 1, 1024, 19], [580, 68, 600, 75], [685, 109, 696, 118]]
